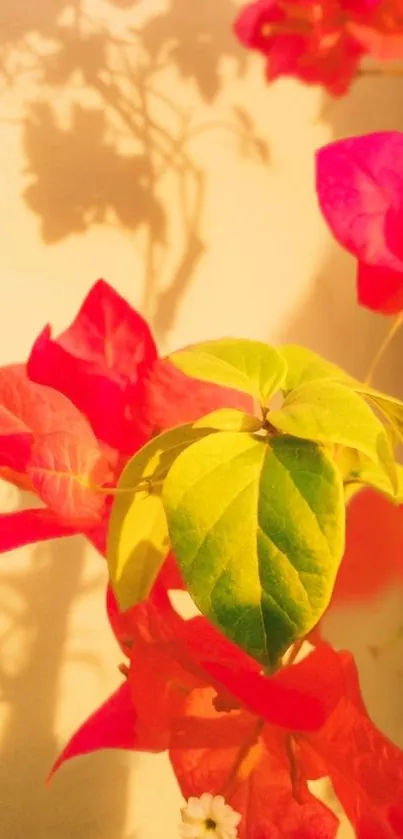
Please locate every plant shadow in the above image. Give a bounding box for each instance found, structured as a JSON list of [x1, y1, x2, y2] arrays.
[[138, 0, 248, 102], [0, 0, 269, 345], [0, 502, 131, 839]]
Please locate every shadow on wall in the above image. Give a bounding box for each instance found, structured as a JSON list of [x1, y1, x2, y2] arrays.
[[280, 74, 403, 396], [0, 0, 269, 344], [0, 518, 130, 839]]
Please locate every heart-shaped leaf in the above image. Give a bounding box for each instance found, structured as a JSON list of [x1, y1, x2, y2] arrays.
[[338, 448, 403, 503], [279, 345, 356, 393], [269, 380, 396, 491], [169, 338, 287, 404], [163, 431, 344, 667], [107, 424, 211, 609], [356, 386, 403, 445], [193, 408, 262, 432]]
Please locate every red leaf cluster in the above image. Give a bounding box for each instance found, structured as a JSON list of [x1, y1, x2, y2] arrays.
[[0, 364, 109, 533], [52, 583, 403, 838], [234, 0, 403, 95], [0, 279, 251, 554], [331, 488, 403, 604], [2, 279, 403, 835]]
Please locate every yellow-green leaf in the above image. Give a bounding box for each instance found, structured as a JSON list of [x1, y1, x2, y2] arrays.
[[169, 338, 287, 403], [356, 386, 403, 447], [337, 447, 403, 502], [163, 431, 345, 667], [280, 345, 355, 393], [107, 424, 211, 609], [269, 380, 397, 491], [193, 408, 262, 432]]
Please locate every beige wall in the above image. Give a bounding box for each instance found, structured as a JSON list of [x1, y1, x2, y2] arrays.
[[1, 2, 403, 837]]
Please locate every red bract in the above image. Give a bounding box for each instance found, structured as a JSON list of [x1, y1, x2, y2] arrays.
[[0, 364, 109, 528], [350, 1, 403, 59], [171, 689, 338, 839], [234, 0, 368, 95], [0, 279, 252, 554], [311, 490, 403, 645], [234, 1, 403, 94], [28, 430, 109, 526], [0, 365, 94, 475], [27, 280, 158, 453], [0, 509, 76, 553], [330, 488, 403, 605], [28, 280, 254, 447], [52, 585, 403, 838], [297, 656, 403, 837], [316, 131, 403, 313], [139, 356, 257, 439]]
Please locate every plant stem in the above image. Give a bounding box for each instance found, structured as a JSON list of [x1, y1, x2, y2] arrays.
[[285, 734, 305, 804], [364, 313, 403, 385], [219, 719, 264, 798], [87, 479, 163, 496], [359, 65, 403, 78]]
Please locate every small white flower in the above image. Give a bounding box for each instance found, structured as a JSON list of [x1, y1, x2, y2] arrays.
[[179, 793, 241, 839]]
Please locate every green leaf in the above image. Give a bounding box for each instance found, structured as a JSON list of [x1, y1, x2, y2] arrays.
[[356, 386, 403, 446], [107, 424, 211, 610], [163, 431, 344, 667], [280, 345, 355, 393], [337, 447, 402, 502], [169, 338, 287, 403], [193, 408, 262, 432], [268, 380, 397, 490]]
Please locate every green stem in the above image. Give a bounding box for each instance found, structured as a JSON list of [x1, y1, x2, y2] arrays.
[[86, 478, 163, 496], [364, 313, 403, 385]]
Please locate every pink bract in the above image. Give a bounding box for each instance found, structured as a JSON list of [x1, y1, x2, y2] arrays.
[[316, 131, 403, 313]]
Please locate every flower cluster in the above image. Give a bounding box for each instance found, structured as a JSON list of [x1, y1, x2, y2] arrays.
[[234, 0, 403, 95], [51, 581, 403, 838], [2, 253, 403, 833]]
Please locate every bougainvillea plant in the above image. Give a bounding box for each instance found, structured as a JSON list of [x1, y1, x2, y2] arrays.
[[234, 0, 403, 95], [3, 131, 403, 837]]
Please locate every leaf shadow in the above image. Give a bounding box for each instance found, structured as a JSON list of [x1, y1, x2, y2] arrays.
[[0, 0, 269, 344], [0, 510, 131, 839], [0, 0, 70, 44], [22, 101, 166, 246], [139, 0, 248, 102]]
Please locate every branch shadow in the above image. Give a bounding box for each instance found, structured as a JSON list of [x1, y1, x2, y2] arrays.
[[0, 519, 131, 839], [139, 0, 248, 102], [22, 101, 166, 246], [0, 0, 70, 44], [0, 0, 269, 345]]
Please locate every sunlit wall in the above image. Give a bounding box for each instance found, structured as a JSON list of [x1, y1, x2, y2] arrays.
[[1, 2, 403, 837]]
